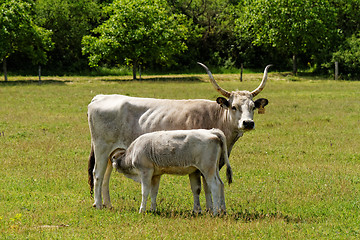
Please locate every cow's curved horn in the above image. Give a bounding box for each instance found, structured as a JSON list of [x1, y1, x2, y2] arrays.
[[198, 62, 231, 98], [251, 64, 272, 97]]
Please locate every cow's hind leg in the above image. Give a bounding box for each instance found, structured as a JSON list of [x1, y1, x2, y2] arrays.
[[150, 175, 161, 212], [93, 148, 110, 209], [189, 171, 202, 214]]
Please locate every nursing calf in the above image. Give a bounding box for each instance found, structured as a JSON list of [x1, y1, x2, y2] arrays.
[[110, 129, 233, 215]]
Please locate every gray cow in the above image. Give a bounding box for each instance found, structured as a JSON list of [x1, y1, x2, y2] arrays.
[[109, 128, 233, 215], [88, 63, 271, 210]]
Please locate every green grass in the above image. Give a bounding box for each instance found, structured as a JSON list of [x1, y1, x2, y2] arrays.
[[0, 73, 359, 239]]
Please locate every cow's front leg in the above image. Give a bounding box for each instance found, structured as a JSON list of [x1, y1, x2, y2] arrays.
[[209, 177, 222, 215], [150, 175, 161, 212], [216, 170, 226, 214], [189, 171, 202, 214], [219, 178, 226, 212], [202, 176, 213, 212], [203, 173, 222, 215]]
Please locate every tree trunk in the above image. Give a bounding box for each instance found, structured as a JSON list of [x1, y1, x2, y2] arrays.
[[132, 61, 137, 80], [3, 58, 8, 82], [292, 54, 297, 75]]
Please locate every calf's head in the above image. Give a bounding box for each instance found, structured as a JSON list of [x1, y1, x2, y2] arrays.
[[198, 63, 271, 131], [109, 148, 126, 171]]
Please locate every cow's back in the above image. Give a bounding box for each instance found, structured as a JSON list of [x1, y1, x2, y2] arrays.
[[88, 95, 224, 149]]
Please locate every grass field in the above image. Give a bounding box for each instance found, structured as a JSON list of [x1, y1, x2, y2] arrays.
[[0, 72, 359, 239]]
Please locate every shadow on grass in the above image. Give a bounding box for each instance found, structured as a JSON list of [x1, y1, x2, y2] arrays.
[[101, 76, 203, 83], [231, 209, 304, 223], [136, 208, 305, 223], [0, 80, 70, 86]]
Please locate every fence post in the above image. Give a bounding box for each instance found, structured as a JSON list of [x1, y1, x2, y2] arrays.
[[38, 65, 42, 83], [335, 61, 338, 80], [240, 63, 243, 82]]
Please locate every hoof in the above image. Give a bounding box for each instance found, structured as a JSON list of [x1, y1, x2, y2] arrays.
[[92, 203, 104, 209], [104, 204, 113, 209], [212, 209, 227, 216], [192, 208, 202, 215]]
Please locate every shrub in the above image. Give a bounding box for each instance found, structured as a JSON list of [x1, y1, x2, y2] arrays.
[[332, 32, 360, 79]]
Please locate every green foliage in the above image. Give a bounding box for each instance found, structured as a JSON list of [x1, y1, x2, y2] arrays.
[[331, 0, 360, 39], [237, 0, 338, 73], [167, 0, 239, 67], [35, 0, 101, 71], [331, 33, 360, 79], [0, 0, 53, 64], [82, 0, 191, 79], [1, 0, 360, 77]]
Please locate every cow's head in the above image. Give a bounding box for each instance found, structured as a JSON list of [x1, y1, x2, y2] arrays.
[[198, 63, 271, 131]]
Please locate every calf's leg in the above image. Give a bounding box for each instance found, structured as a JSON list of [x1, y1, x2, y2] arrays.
[[139, 170, 153, 213], [150, 175, 161, 212], [189, 171, 202, 214], [202, 176, 213, 212]]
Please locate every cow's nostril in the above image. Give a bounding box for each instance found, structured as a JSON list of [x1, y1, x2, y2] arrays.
[[243, 120, 254, 129]]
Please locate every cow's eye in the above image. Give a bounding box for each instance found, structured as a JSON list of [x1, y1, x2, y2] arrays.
[[232, 106, 237, 111]]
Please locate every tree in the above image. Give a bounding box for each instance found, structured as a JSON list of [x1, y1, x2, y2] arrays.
[[0, 0, 53, 81], [331, 32, 360, 79], [331, 0, 360, 39], [316, 0, 360, 77], [82, 0, 191, 79], [237, 0, 337, 74], [35, 0, 101, 73], [167, 0, 240, 68]]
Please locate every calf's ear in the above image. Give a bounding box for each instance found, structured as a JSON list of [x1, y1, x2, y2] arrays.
[[216, 97, 230, 109], [109, 148, 126, 163]]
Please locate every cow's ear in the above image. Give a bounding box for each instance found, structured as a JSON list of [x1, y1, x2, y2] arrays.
[[216, 97, 230, 109], [254, 98, 269, 114], [254, 98, 269, 108]]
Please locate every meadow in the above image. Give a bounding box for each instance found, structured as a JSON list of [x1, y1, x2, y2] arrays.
[[0, 72, 359, 239]]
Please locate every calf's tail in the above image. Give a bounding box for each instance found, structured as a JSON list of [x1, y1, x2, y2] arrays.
[[212, 129, 233, 185], [88, 145, 95, 197]]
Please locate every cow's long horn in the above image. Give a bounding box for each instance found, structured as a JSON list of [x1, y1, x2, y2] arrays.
[[251, 64, 272, 97], [198, 62, 231, 98]]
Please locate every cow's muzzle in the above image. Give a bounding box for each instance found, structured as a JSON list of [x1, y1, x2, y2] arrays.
[[242, 120, 255, 130]]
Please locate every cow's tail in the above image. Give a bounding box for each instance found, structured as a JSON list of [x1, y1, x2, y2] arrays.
[[88, 144, 95, 197], [212, 129, 233, 185]]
